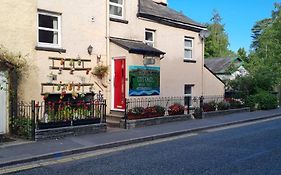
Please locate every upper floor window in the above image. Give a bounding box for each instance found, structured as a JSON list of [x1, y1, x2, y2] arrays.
[[145, 29, 155, 47], [184, 37, 193, 60], [109, 0, 124, 19], [38, 11, 61, 48]]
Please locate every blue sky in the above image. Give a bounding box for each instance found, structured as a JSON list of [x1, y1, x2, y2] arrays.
[[169, 0, 278, 52]]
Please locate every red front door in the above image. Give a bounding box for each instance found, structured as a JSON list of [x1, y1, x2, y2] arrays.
[[114, 59, 126, 109]]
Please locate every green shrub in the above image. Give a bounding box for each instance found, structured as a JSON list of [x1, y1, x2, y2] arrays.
[[154, 105, 165, 116], [203, 101, 216, 112], [246, 91, 278, 110], [217, 101, 230, 110]]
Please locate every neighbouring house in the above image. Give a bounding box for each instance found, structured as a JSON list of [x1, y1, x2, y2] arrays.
[[107, 0, 225, 125], [0, 0, 225, 134], [204, 57, 248, 82]]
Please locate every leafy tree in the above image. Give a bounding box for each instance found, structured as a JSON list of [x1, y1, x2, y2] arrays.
[[250, 18, 272, 50], [237, 47, 248, 63], [229, 2, 281, 110], [205, 10, 234, 58]]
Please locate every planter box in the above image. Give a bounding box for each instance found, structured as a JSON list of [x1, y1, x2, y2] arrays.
[[73, 118, 101, 126], [37, 121, 71, 130]]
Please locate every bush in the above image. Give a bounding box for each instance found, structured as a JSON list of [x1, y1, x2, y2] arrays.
[[193, 107, 202, 119], [246, 91, 278, 110], [225, 98, 244, 109], [154, 105, 165, 116], [203, 101, 216, 112], [217, 101, 230, 110], [168, 103, 184, 115], [128, 107, 144, 116]]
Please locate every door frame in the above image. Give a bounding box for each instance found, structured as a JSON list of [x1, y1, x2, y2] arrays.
[[0, 71, 9, 134], [111, 57, 126, 111]]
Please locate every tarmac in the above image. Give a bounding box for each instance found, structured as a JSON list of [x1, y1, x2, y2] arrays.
[[1, 108, 281, 168]]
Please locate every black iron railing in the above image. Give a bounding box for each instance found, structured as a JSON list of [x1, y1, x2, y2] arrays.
[[10, 98, 106, 140]]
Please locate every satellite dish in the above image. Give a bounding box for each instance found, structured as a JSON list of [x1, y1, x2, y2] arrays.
[[199, 30, 211, 39]]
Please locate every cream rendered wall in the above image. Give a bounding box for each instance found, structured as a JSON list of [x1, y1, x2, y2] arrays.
[[109, 0, 204, 98], [109, 43, 161, 108], [0, 0, 37, 101], [34, 0, 107, 101], [203, 67, 225, 96]]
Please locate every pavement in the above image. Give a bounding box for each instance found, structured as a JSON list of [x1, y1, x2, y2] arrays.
[[1, 108, 281, 168]]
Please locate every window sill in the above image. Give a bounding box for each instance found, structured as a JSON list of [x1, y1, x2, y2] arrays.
[[35, 46, 66, 53], [184, 59, 196, 63], [110, 17, 129, 24]]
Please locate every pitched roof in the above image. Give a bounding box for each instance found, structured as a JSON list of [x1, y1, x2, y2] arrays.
[[138, 0, 206, 32], [110, 37, 165, 57], [204, 57, 242, 74]]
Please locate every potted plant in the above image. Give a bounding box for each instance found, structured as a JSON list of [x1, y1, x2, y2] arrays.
[[92, 64, 108, 79]]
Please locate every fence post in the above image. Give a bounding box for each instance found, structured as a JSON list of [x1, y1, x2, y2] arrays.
[[187, 96, 190, 114], [103, 100, 107, 123], [199, 96, 204, 119], [124, 98, 128, 129], [31, 100, 36, 140]]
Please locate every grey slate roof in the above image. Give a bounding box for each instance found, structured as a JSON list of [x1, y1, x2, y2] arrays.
[[110, 37, 165, 57], [138, 0, 206, 31], [204, 57, 240, 74]]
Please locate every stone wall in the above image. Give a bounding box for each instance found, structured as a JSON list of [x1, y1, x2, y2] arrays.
[[35, 123, 107, 141]]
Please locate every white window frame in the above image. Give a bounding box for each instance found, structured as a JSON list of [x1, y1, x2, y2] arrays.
[[145, 29, 155, 47], [184, 37, 194, 61], [37, 11, 61, 48], [184, 85, 193, 107], [109, 0, 124, 19]]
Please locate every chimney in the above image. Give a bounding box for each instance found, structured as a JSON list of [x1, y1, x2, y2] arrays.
[[153, 0, 167, 6]]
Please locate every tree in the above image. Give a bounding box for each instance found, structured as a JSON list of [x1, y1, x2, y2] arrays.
[[205, 10, 234, 58], [237, 47, 248, 63]]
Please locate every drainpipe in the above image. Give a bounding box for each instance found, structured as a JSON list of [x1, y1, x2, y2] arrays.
[[106, 0, 110, 110]]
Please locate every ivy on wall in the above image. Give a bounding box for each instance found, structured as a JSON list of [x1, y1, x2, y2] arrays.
[[0, 46, 28, 75]]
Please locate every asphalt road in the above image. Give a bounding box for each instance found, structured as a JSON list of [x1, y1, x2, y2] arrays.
[[8, 118, 281, 175]]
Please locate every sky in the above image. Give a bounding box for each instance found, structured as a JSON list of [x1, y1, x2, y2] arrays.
[[169, 0, 278, 52]]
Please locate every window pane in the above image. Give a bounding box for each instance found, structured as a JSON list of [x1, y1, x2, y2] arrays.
[[145, 31, 153, 41], [184, 96, 192, 106], [184, 49, 192, 58], [109, 5, 122, 16], [184, 86, 192, 94], [110, 0, 123, 4], [39, 30, 58, 44], [39, 14, 58, 29], [184, 39, 192, 47]]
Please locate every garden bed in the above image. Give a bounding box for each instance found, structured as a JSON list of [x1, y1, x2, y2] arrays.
[[121, 114, 192, 129]]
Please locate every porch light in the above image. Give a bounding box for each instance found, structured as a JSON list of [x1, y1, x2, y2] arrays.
[[87, 45, 93, 55], [143, 56, 156, 65]]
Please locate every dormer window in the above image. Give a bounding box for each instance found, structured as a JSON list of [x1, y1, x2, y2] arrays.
[[109, 0, 124, 19]]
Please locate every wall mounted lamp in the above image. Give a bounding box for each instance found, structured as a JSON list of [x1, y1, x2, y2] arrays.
[[87, 45, 93, 55]]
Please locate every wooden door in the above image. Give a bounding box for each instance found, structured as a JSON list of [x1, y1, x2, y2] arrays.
[[114, 59, 126, 109]]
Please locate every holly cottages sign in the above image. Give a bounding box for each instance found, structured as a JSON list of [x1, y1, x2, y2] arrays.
[[129, 66, 160, 96]]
